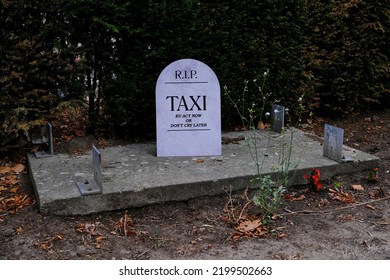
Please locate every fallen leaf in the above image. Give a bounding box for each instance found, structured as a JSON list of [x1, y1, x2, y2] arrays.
[[279, 233, 287, 239], [10, 187, 20, 193], [95, 235, 106, 242], [257, 121, 266, 130], [292, 194, 306, 201], [338, 214, 355, 221], [230, 233, 242, 240], [351, 184, 364, 191], [236, 219, 262, 233], [4, 175, 19, 186], [255, 227, 268, 237], [15, 227, 23, 234], [73, 129, 85, 137], [30, 146, 40, 153], [329, 188, 355, 203], [0, 166, 12, 175], [0, 186, 7, 192], [317, 198, 330, 208], [12, 164, 25, 174], [195, 159, 204, 163], [378, 220, 390, 225], [74, 223, 85, 233], [56, 234, 65, 240], [34, 240, 53, 250], [364, 117, 372, 123]]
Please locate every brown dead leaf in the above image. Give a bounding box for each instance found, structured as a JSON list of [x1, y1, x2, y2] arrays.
[[97, 138, 108, 146], [317, 198, 330, 208], [255, 226, 268, 237], [35, 240, 53, 250], [292, 194, 306, 201], [257, 121, 266, 130], [12, 164, 25, 174], [329, 188, 355, 203], [73, 129, 86, 137], [0, 166, 12, 175], [351, 184, 365, 191], [338, 214, 355, 221], [74, 223, 85, 233], [195, 159, 204, 163], [0, 186, 7, 192], [113, 211, 137, 237], [10, 187, 20, 193], [364, 117, 372, 123], [230, 233, 242, 240], [30, 145, 40, 153], [368, 188, 385, 199], [56, 234, 65, 240], [0, 193, 35, 216], [4, 175, 19, 186], [95, 235, 106, 242], [279, 233, 287, 239], [15, 227, 23, 234], [236, 219, 262, 233], [378, 220, 390, 225]]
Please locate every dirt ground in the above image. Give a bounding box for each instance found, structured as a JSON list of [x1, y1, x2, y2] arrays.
[[1, 110, 389, 260]]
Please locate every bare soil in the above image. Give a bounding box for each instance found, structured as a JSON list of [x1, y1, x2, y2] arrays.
[[1, 110, 389, 260]]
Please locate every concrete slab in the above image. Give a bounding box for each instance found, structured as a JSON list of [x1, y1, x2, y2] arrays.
[[28, 128, 379, 215]]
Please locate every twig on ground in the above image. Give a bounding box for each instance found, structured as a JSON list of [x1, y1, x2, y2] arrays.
[[282, 195, 390, 216], [124, 211, 128, 237], [235, 187, 252, 224]]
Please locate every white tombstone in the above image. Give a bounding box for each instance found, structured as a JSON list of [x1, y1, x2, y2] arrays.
[[156, 59, 221, 157]]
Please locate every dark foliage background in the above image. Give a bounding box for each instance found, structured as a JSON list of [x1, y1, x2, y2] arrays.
[[1, 0, 388, 151]]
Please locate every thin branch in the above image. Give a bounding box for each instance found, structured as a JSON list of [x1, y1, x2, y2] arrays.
[[235, 187, 252, 223], [282, 195, 390, 216]]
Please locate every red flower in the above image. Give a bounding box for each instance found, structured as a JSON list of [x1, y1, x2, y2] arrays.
[[304, 168, 322, 191]]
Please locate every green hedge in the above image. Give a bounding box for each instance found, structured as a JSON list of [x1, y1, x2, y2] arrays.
[[305, 0, 389, 115], [0, 0, 388, 152]]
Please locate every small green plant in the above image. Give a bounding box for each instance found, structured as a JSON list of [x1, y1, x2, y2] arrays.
[[333, 180, 345, 192], [328, 176, 345, 192], [366, 168, 379, 183], [224, 70, 299, 224], [252, 175, 286, 224]]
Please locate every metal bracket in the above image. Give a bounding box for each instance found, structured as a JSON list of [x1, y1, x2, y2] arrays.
[[76, 145, 103, 195], [34, 123, 54, 158]]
